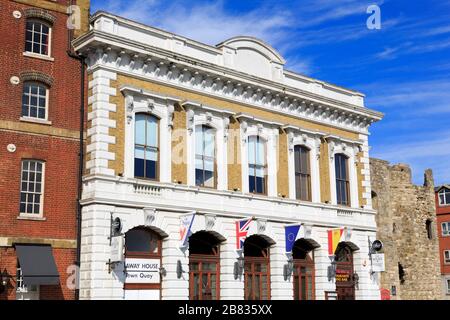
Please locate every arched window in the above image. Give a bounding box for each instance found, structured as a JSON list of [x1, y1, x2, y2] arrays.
[[248, 136, 266, 194], [22, 82, 48, 120], [189, 231, 221, 300], [335, 153, 350, 206], [134, 114, 159, 180], [195, 125, 216, 188], [398, 263, 405, 284], [124, 228, 162, 298], [292, 239, 315, 300], [426, 219, 433, 240], [294, 146, 311, 201], [244, 235, 271, 300], [371, 191, 379, 210], [125, 228, 160, 257], [25, 20, 51, 56]]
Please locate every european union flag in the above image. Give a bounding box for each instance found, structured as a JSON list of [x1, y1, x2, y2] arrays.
[[285, 225, 301, 253]]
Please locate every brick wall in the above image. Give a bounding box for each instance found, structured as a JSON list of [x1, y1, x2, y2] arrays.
[[0, 247, 76, 300], [0, 0, 89, 300], [435, 191, 450, 276]]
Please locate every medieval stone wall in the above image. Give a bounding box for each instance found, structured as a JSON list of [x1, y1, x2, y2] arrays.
[[371, 158, 442, 300]]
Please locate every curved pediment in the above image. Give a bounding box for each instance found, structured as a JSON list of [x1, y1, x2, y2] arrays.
[[217, 36, 285, 80]]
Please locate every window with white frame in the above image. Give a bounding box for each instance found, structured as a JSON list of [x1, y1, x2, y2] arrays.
[[294, 145, 311, 201], [445, 250, 450, 264], [248, 136, 266, 195], [22, 82, 48, 120], [25, 20, 51, 56], [134, 113, 159, 180], [442, 222, 450, 237], [195, 125, 216, 188], [335, 153, 350, 206], [438, 188, 450, 206], [447, 279, 450, 294], [19, 160, 44, 216]]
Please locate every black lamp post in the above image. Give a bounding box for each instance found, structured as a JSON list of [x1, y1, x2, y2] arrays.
[[0, 269, 12, 294], [287, 254, 294, 276]]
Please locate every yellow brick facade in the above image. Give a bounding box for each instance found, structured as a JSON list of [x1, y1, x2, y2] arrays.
[[356, 151, 367, 207], [227, 116, 242, 191], [103, 73, 366, 205], [277, 129, 289, 198], [171, 103, 188, 184], [319, 139, 331, 203]]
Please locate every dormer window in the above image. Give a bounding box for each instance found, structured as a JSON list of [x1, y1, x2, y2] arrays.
[[438, 188, 450, 206]]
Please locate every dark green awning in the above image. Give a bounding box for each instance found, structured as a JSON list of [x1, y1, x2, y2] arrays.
[[15, 244, 60, 286]]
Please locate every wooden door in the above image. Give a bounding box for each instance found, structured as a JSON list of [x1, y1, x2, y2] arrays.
[[335, 245, 355, 300]]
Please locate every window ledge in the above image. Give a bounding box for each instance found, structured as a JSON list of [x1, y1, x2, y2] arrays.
[[20, 117, 52, 125], [17, 215, 47, 221], [23, 51, 54, 62]]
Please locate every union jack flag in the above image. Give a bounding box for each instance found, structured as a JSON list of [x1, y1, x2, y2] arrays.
[[236, 218, 253, 250]]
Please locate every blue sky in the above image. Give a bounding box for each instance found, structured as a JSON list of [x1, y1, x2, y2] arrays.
[[91, 0, 450, 185]]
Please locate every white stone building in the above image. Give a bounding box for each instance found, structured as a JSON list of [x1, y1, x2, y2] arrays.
[[74, 11, 383, 300]]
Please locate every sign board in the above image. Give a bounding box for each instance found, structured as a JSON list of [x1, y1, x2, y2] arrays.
[[371, 240, 383, 252], [372, 253, 385, 272], [335, 269, 351, 282], [125, 258, 160, 284], [110, 236, 124, 263]]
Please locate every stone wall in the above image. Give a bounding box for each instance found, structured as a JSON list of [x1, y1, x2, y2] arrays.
[[370, 158, 442, 300]]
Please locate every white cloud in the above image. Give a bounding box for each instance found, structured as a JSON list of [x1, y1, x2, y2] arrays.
[[285, 56, 315, 75], [361, 79, 450, 113], [374, 47, 399, 60], [372, 133, 450, 184]]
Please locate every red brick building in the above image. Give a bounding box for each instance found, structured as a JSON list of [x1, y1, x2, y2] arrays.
[[436, 185, 450, 299], [0, 0, 89, 300]]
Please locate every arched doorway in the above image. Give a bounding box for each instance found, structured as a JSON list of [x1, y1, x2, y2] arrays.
[[189, 231, 222, 300], [244, 235, 272, 300], [334, 243, 355, 300], [292, 239, 316, 300], [124, 227, 162, 300]]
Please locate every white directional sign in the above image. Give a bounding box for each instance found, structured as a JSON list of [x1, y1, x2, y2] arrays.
[[110, 236, 124, 263], [372, 253, 385, 272], [125, 258, 161, 284]]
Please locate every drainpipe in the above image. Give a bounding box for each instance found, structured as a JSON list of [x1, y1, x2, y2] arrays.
[[67, 50, 85, 301], [67, 0, 88, 301]]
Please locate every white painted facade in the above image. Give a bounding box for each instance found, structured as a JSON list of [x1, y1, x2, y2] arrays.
[[75, 12, 383, 300]]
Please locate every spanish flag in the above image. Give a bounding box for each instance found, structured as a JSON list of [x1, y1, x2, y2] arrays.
[[327, 228, 345, 256]]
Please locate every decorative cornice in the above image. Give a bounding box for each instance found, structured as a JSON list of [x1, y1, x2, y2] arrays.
[[235, 113, 284, 127], [75, 31, 383, 134], [120, 85, 180, 127]]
